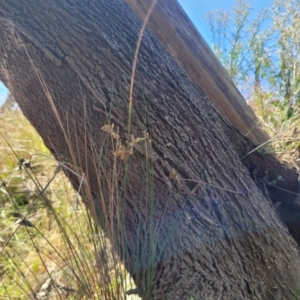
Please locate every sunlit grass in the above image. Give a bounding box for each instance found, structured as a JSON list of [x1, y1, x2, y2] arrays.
[[0, 108, 139, 299]]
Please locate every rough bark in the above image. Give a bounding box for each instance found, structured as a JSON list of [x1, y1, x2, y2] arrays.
[[126, 0, 269, 146], [1, 1, 300, 299]]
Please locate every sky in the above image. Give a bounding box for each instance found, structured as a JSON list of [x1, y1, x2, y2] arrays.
[[0, 82, 8, 105], [177, 0, 272, 43], [0, 0, 272, 105]]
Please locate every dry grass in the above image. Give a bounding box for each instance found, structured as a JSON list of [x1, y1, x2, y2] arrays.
[[249, 98, 300, 166], [0, 108, 139, 299]]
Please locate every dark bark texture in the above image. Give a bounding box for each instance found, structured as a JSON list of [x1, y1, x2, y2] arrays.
[[1, 1, 300, 299], [127, 0, 269, 145]]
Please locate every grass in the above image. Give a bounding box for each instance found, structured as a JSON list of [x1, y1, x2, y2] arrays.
[[0, 108, 140, 299]]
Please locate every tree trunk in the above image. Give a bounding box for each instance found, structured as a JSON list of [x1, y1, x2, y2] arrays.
[[1, 1, 300, 299], [126, 0, 269, 146]]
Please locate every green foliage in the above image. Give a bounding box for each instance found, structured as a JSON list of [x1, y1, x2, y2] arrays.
[[206, 0, 300, 134]]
